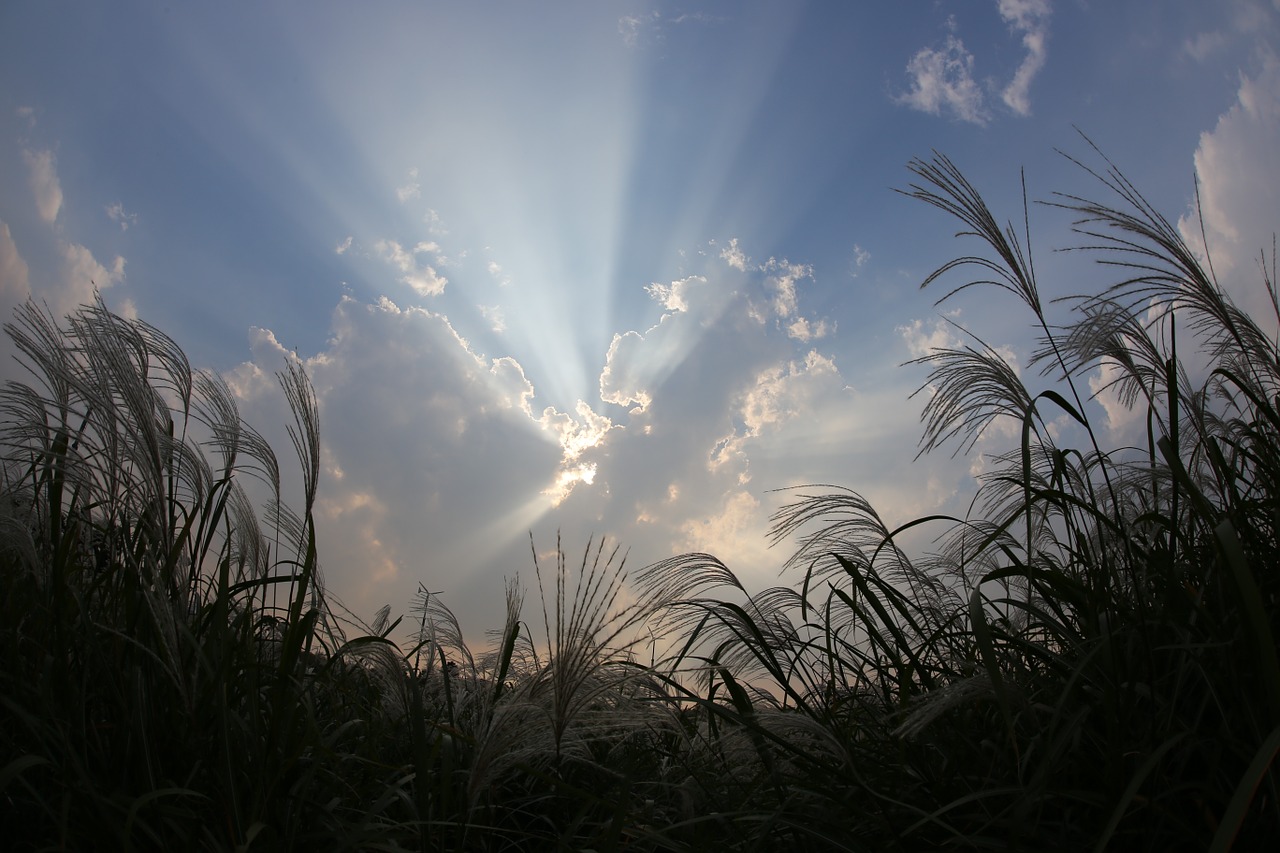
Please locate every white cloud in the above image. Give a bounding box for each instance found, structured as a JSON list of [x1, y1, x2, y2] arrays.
[[1184, 30, 1228, 62], [60, 243, 125, 310], [852, 244, 870, 272], [23, 149, 63, 224], [786, 316, 830, 342], [618, 12, 659, 47], [0, 150, 130, 349], [619, 10, 717, 47], [105, 202, 138, 231], [0, 222, 32, 308], [645, 276, 699, 313], [1178, 58, 1280, 329], [480, 303, 507, 332], [898, 315, 963, 359], [997, 0, 1052, 116], [539, 399, 615, 462], [335, 236, 352, 255], [376, 238, 448, 296], [898, 2, 1052, 122], [396, 167, 421, 202], [1088, 359, 1145, 439], [898, 34, 988, 125], [720, 237, 749, 271], [599, 330, 653, 410], [678, 489, 764, 570]]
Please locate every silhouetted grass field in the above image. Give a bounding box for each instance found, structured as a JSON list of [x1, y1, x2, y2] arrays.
[[3, 152, 1278, 850]]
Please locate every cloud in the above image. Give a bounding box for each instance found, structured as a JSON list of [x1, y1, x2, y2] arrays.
[[1178, 58, 1280, 329], [898, 33, 988, 125], [376, 238, 448, 296], [997, 0, 1051, 116], [23, 149, 63, 224], [396, 167, 421, 202], [0, 149, 130, 344], [678, 489, 764, 569], [227, 295, 568, 618], [480, 303, 507, 332], [105, 202, 138, 231], [897, 2, 1052, 122], [898, 315, 964, 359], [1184, 30, 1228, 62], [720, 237, 749, 271], [219, 238, 948, 640], [60, 243, 125, 307], [619, 10, 719, 47], [619, 12, 660, 47], [0, 222, 32, 308], [335, 236, 352, 255]]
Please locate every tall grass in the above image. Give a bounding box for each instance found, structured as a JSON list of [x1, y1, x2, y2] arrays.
[[642, 147, 1280, 850], [2, 144, 1276, 850]]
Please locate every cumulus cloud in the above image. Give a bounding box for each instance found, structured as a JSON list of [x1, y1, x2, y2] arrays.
[[218, 238, 944, 639], [998, 0, 1051, 116], [0, 222, 32, 307], [898, 33, 988, 125], [227, 295, 567, 619], [1178, 58, 1280, 329], [61, 243, 125, 302], [376, 238, 448, 296], [23, 149, 63, 224]]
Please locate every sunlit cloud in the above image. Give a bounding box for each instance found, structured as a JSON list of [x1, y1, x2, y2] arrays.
[[1178, 57, 1280, 331], [720, 237, 749, 271], [23, 149, 62, 224], [376, 238, 448, 296]]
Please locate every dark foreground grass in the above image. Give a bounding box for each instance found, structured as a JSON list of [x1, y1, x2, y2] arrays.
[[2, 147, 1277, 850]]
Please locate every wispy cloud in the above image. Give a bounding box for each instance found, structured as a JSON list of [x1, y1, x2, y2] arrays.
[[105, 201, 138, 231], [396, 167, 421, 202], [897, 32, 988, 125], [998, 0, 1052, 116], [897, 1, 1053, 123], [618, 9, 721, 47]]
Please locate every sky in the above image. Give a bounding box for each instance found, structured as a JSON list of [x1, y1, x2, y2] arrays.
[[1, 1, 1278, 640]]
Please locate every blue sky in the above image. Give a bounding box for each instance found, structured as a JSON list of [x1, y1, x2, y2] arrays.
[[2, 1, 1278, 635]]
